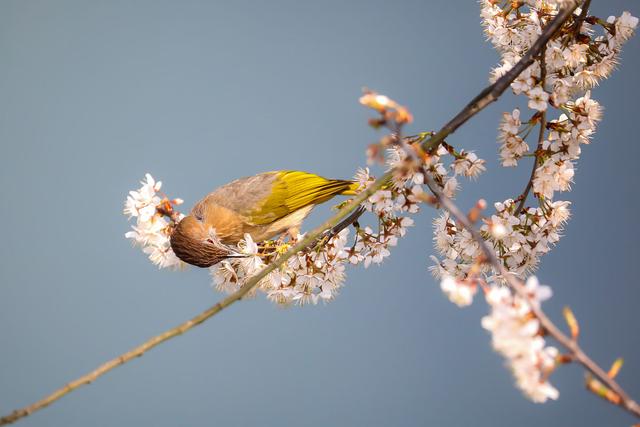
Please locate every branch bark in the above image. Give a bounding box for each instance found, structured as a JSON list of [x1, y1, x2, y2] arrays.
[[0, 2, 581, 425], [514, 113, 545, 215], [515, 41, 548, 215]]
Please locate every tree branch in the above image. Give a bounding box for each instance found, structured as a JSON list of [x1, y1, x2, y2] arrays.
[[424, 173, 640, 419], [0, 2, 581, 425], [514, 113, 545, 215], [573, 0, 592, 39], [515, 45, 548, 216]]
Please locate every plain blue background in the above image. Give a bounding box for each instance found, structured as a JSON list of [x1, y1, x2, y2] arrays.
[[1, 1, 638, 426]]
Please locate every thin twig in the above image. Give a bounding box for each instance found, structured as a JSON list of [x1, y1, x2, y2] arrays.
[[515, 45, 548, 216], [313, 205, 366, 249], [573, 0, 592, 39], [425, 173, 640, 419], [514, 113, 545, 215], [0, 2, 581, 425]]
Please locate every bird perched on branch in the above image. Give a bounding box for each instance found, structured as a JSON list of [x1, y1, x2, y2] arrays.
[[170, 171, 360, 268]]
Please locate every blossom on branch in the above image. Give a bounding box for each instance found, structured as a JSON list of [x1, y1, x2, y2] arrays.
[[124, 174, 184, 270], [482, 276, 560, 403], [434, 2, 635, 290], [440, 276, 477, 307], [498, 109, 529, 167]]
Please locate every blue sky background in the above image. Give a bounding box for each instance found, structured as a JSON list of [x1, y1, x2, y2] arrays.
[[0, 1, 638, 426]]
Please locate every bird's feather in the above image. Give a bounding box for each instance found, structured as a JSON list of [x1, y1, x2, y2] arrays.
[[192, 172, 278, 220], [248, 171, 358, 225]]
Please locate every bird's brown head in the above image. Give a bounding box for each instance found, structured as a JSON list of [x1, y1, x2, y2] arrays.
[[170, 215, 232, 268]]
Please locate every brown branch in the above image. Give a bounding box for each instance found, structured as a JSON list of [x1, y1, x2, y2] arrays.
[[516, 41, 549, 215], [514, 0, 586, 216], [514, 113, 545, 215], [516, 32, 547, 216], [425, 173, 640, 419], [0, 2, 582, 425], [573, 0, 592, 39]]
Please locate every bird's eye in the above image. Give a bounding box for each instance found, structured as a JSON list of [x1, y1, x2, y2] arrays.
[[194, 213, 203, 221], [206, 238, 215, 245]]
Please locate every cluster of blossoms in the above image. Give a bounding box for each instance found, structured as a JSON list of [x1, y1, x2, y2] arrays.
[[211, 231, 351, 305], [432, 197, 570, 304], [433, 1, 636, 301], [533, 92, 602, 199], [123, 174, 184, 269], [482, 276, 559, 403], [484, 1, 637, 105], [486, 0, 635, 171], [382, 134, 486, 197], [498, 91, 603, 200], [442, 1, 632, 274], [430, 1, 637, 403]]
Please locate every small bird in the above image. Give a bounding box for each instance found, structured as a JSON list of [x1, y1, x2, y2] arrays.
[[170, 170, 359, 268]]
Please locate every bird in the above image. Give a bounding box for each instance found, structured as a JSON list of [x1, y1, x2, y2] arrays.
[[169, 170, 360, 268]]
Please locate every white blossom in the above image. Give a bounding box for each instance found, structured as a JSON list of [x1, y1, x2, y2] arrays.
[[440, 276, 476, 307], [124, 174, 184, 270], [433, 197, 570, 287], [608, 11, 639, 43], [562, 43, 588, 69], [498, 109, 529, 167], [123, 173, 162, 221], [452, 152, 486, 179], [527, 86, 549, 112], [482, 276, 559, 403]]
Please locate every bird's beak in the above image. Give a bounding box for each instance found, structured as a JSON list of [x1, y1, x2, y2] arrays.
[[222, 243, 249, 258], [226, 253, 249, 258]]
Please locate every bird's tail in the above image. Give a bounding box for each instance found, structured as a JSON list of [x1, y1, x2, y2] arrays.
[[273, 170, 389, 210], [333, 180, 362, 196], [336, 175, 393, 196]]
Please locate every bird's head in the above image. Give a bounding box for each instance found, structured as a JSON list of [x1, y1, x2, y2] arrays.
[[170, 215, 236, 268]]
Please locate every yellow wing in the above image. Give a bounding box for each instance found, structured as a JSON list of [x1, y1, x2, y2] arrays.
[[248, 170, 358, 225]]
